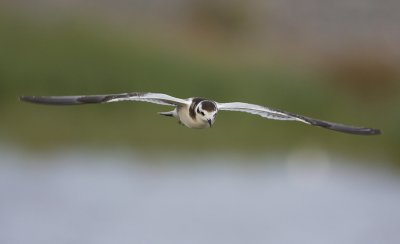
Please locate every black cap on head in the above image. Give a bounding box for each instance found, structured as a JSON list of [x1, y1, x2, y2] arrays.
[[201, 101, 217, 112]]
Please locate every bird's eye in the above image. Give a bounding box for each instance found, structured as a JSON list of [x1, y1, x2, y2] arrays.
[[197, 108, 205, 116]]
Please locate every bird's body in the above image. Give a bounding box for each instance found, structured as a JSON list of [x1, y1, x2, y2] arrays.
[[157, 97, 217, 128], [177, 104, 208, 129], [178, 98, 217, 128], [20, 92, 381, 135]]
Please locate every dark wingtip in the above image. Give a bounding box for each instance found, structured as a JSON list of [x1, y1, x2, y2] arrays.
[[344, 127, 381, 135], [331, 125, 382, 136], [19, 95, 80, 105], [19, 95, 48, 104], [20, 95, 47, 104], [326, 126, 382, 136], [365, 128, 382, 135], [19, 96, 34, 103], [302, 116, 382, 136], [322, 123, 382, 136]]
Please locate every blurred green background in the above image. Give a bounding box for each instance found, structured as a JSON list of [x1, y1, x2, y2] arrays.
[[1, 1, 399, 165]]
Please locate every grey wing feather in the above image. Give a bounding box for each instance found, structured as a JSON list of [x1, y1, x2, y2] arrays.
[[20, 92, 189, 107], [217, 102, 381, 135]]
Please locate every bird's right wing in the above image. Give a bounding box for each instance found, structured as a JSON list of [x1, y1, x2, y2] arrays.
[[20, 92, 189, 107], [217, 102, 381, 135]]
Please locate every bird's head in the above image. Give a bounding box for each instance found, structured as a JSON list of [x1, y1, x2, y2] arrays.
[[196, 100, 218, 127]]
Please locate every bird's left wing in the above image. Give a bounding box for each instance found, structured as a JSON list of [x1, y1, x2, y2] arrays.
[[20, 92, 189, 107], [217, 102, 381, 135]]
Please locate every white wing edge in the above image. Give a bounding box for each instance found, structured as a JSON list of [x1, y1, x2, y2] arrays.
[[107, 92, 190, 106], [217, 102, 307, 123]]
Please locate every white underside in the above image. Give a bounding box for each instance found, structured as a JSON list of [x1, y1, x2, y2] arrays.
[[175, 106, 210, 129]]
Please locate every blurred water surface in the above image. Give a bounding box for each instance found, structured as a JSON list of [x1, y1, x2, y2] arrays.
[[1, 147, 399, 244]]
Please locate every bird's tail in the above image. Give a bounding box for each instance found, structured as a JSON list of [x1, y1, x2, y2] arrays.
[[158, 111, 176, 117]]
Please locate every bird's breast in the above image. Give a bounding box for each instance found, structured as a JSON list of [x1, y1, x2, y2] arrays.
[[177, 106, 209, 129]]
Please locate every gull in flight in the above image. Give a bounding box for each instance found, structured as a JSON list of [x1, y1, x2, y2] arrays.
[[20, 92, 381, 135]]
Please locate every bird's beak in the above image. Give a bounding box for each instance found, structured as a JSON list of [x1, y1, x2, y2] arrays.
[[207, 119, 212, 127]]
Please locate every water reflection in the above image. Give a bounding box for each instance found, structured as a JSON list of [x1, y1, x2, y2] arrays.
[[0, 148, 399, 244]]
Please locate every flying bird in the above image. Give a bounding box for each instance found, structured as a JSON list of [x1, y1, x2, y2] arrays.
[[20, 92, 381, 135]]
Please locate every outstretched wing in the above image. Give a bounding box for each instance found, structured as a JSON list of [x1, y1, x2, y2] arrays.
[[217, 102, 381, 135], [20, 92, 189, 107]]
